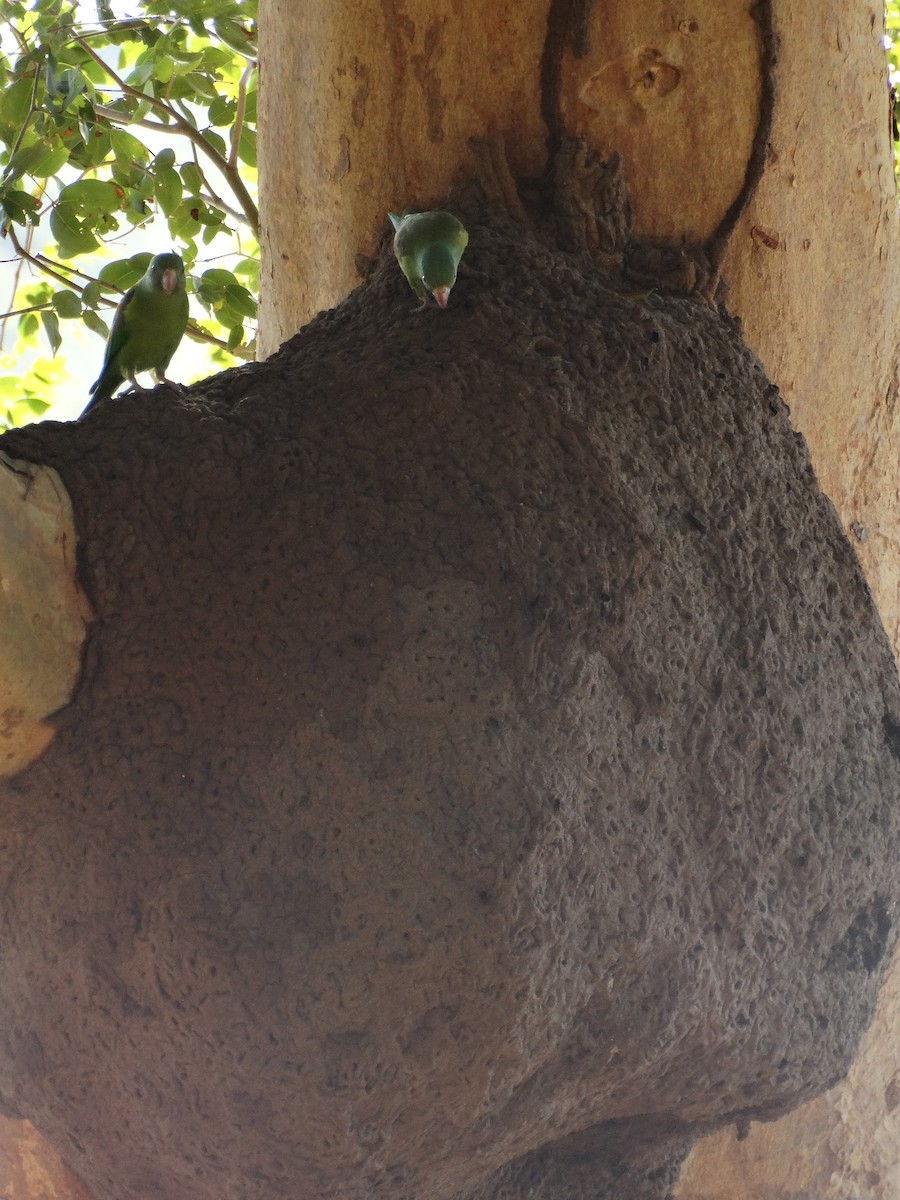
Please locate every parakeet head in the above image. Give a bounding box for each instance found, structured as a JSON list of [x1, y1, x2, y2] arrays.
[[420, 243, 460, 309], [391, 210, 468, 308], [147, 252, 186, 295]]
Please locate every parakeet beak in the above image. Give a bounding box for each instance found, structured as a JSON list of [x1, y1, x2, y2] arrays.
[[433, 286, 450, 309], [161, 268, 178, 294]]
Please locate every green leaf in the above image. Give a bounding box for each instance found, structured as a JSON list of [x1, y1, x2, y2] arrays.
[[0, 377, 22, 403], [24, 395, 51, 416], [0, 75, 35, 143], [40, 309, 61, 355], [200, 267, 236, 288], [127, 61, 154, 89], [182, 71, 219, 102], [154, 168, 183, 216], [179, 161, 203, 193], [50, 200, 99, 258], [0, 187, 40, 226], [198, 44, 243, 72], [8, 139, 70, 178], [51, 288, 82, 318], [82, 308, 110, 339], [233, 256, 259, 289], [99, 253, 152, 289], [67, 121, 112, 171], [167, 199, 203, 240], [110, 127, 149, 167], [213, 18, 256, 58], [207, 95, 234, 126], [33, 140, 71, 177], [60, 178, 122, 210], [22, 281, 52, 307], [203, 129, 227, 158], [50, 178, 123, 257], [18, 312, 39, 340], [44, 64, 86, 113], [152, 146, 176, 171], [236, 124, 255, 167], [224, 281, 256, 318], [242, 86, 257, 124], [155, 57, 174, 85], [127, 192, 151, 220], [81, 280, 102, 309]]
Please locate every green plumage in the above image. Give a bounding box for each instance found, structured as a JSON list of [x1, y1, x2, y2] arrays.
[[389, 210, 469, 308], [86, 252, 189, 410]]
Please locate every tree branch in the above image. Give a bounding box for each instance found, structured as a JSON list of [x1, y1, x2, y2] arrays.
[[5, 226, 83, 292], [72, 34, 259, 236]]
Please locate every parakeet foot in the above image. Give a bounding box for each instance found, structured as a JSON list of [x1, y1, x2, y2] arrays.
[[124, 377, 154, 396], [158, 375, 186, 394]]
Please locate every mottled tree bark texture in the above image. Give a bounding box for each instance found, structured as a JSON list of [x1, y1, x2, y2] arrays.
[[2, 163, 899, 1200]]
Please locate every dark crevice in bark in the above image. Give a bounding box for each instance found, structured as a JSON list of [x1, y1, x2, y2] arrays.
[[540, 0, 595, 158], [535, 0, 779, 301], [705, 0, 780, 274]]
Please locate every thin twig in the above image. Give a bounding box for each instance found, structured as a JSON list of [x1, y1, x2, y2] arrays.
[[5, 226, 82, 291], [229, 62, 255, 170], [186, 141, 240, 220], [0, 302, 54, 319]]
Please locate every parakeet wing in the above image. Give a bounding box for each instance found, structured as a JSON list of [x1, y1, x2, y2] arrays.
[[101, 287, 135, 371], [88, 286, 135, 398], [393, 211, 466, 259]]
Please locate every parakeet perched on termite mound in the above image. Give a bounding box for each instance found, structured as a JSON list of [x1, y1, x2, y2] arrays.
[[389, 210, 469, 309], [84, 251, 189, 412]]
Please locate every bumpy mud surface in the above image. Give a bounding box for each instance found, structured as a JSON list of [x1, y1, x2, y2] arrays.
[[1, 212, 898, 1200]]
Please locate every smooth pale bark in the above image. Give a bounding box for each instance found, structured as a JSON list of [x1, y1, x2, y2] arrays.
[[0, 453, 91, 779], [0, 1117, 92, 1200], [677, 957, 900, 1196], [725, 3, 900, 658]]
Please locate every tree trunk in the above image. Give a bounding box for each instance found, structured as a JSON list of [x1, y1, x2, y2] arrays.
[[1, 1, 899, 1199]]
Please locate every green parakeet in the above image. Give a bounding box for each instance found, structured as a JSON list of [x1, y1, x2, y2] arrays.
[[389, 210, 469, 308], [85, 252, 189, 411]]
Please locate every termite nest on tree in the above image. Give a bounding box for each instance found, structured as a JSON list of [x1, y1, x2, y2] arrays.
[[447, 133, 728, 306]]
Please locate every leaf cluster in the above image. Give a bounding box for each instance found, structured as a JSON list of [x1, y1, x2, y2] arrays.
[[0, 0, 258, 425]]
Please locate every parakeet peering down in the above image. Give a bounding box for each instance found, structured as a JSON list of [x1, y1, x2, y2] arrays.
[[84, 251, 189, 412], [389, 210, 469, 308]]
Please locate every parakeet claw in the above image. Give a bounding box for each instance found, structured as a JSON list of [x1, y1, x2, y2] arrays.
[[158, 375, 186, 394], [125, 379, 154, 395]]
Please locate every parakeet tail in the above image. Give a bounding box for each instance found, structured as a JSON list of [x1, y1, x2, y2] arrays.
[[83, 370, 122, 413]]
